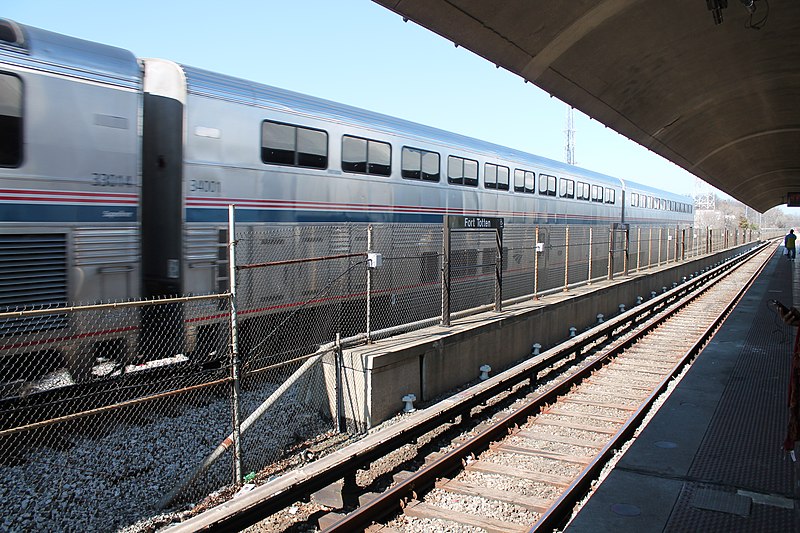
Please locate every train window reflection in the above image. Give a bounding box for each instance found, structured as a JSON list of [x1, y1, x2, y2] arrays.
[[367, 140, 391, 176], [342, 136, 367, 173], [485, 163, 510, 191], [514, 169, 535, 194], [402, 146, 439, 182], [261, 120, 328, 169], [421, 152, 439, 181], [496, 165, 509, 190], [604, 187, 615, 204], [447, 155, 477, 186], [342, 135, 391, 176], [576, 182, 590, 201], [559, 178, 574, 199], [296, 128, 327, 168], [485, 163, 497, 188], [0, 73, 22, 167], [539, 174, 556, 196], [591, 185, 602, 203]]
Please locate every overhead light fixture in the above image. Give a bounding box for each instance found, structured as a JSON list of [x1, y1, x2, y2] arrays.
[[707, 0, 762, 25], [706, 0, 728, 25]]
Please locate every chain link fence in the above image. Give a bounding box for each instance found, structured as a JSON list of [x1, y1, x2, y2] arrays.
[[0, 216, 767, 530]]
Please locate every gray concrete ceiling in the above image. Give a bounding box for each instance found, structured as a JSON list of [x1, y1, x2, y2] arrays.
[[373, 0, 800, 213]]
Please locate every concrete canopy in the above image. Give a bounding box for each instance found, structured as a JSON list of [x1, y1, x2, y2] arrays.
[[373, 0, 800, 212]]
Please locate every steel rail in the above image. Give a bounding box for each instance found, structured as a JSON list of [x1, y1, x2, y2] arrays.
[[321, 243, 771, 532], [165, 243, 767, 532], [529, 241, 773, 532]]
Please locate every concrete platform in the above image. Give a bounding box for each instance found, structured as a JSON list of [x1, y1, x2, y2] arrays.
[[566, 246, 800, 532]]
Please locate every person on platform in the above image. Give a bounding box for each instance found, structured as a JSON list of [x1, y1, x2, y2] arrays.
[[785, 229, 797, 261]]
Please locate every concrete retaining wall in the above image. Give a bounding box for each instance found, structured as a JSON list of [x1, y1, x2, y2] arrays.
[[322, 243, 760, 430]]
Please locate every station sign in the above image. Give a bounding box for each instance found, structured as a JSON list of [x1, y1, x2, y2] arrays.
[[447, 215, 504, 230], [788, 192, 800, 207]]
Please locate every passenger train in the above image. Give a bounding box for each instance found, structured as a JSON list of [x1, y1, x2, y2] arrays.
[[0, 19, 694, 381]]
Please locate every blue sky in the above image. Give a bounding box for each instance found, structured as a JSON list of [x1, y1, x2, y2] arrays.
[[4, 0, 707, 196]]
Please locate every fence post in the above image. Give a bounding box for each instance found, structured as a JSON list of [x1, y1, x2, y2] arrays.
[[227, 204, 243, 485], [366, 224, 373, 343], [665, 227, 670, 263], [495, 225, 503, 311], [441, 216, 451, 327], [675, 225, 680, 261], [335, 333, 345, 433], [636, 227, 641, 272], [588, 226, 593, 283], [534, 226, 540, 299], [564, 226, 570, 291], [681, 228, 686, 261], [708, 227, 713, 254], [623, 225, 630, 275], [658, 227, 663, 266]]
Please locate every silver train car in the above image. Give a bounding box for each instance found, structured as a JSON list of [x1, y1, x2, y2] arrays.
[[0, 19, 693, 380]]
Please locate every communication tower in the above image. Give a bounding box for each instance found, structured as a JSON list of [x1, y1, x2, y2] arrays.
[[693, 177, 716, 210], [565, 106, 576, 165]]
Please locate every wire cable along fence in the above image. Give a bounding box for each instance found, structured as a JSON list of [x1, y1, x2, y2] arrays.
[[0, 205, 769, 531]]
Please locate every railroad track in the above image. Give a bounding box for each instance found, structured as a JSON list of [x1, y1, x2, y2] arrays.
[[167, 242, 772, 532]]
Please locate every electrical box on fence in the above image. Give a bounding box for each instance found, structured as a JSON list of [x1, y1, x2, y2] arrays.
[[367, 252, 383, 269]]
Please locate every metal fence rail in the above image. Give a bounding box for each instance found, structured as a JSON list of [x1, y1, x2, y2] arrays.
[[0, 211, 773, 531]]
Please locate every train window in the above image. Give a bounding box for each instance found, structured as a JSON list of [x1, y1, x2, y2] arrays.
[[538, 174, 556, 196], [0, 73, 23, 167], [514, 169, 535, 194], [447, 155, 478, 186], [496, 165, 509, 190], [647, 196, 654, 209], [261, 120, 328, 169], [368, 140, 391, 175], [342, 136, 367, 173], [484, 163, 510, 191], [576, 181, 590, 201], [559, 178, 574, 199], [402, 146, 440, 181], [297, 128, 328, 168], [631, 193, 638, 207], [342, 135, 391, 176], [591, 184, 602, 203], [485, 163, 497, 188], [604, 188, 615, 204]]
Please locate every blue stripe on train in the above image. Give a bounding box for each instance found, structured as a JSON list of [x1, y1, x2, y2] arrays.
[[0, 203, 623, 226], [185, 207, 614, 225], [0, 204, 138, 222]]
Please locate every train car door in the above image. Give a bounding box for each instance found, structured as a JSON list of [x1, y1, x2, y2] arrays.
[[140, 59, 186, 357]]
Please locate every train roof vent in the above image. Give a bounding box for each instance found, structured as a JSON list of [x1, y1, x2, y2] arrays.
[[0, 19, 26, 48]]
